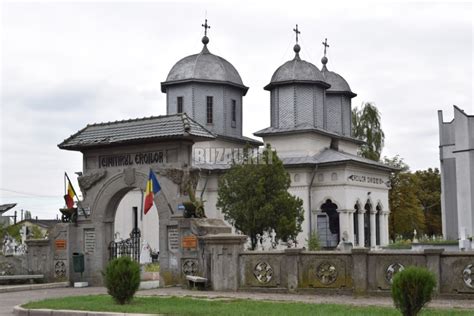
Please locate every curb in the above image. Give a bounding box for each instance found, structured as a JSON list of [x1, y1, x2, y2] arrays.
[[13, 306, 164, 316], [0, 282, 69, 293]]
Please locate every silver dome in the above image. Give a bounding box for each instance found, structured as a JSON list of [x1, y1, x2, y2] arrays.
[[264, 54, 329, 90], [321, 66, 356, 97], [161, 46, 248, 93]]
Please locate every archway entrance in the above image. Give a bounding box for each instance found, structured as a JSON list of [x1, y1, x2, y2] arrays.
[[112, 189, 159, 264], [317, 199, 340, 248]]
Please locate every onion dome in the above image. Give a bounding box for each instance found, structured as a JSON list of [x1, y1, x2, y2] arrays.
[[321, 56, 357, 98], [264, 44, 330, 91], [161, 35, 248, 95]]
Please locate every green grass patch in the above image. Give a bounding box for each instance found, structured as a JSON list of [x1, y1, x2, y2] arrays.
[[22, 295, 474, 316]]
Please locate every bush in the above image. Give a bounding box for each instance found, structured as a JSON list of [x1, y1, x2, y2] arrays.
[[103, 256, 140, 305], [306, 232, 321, 251], [391, 266, 436, 316]]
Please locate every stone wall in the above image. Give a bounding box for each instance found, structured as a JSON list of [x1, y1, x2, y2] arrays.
[[207, 247, 474, 297]]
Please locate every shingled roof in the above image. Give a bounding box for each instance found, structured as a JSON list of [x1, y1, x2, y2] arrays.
[[58, 113, 216, 151]]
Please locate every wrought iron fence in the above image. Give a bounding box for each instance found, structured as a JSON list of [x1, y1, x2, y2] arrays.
[[108, 228, 141, 262]]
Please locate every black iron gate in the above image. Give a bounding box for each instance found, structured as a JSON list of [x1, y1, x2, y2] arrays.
[[108, 228, 141, 262]]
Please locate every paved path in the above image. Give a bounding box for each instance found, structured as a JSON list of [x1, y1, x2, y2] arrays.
[[2, 286, 474, 315]]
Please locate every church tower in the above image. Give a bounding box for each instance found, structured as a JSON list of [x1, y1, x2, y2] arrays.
[[263, 25, 330, 130], [161, 19, 251, 141], [320, 38, 357, 136]]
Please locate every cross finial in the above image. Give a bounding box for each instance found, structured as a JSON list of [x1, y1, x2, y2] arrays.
[[202, 19, 210, 36], [322, 38, 329, 57], [293, 24, 300, 43]]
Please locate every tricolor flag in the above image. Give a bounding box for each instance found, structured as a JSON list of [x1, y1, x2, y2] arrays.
[[144, 169, 161, 214], [64, 173, 76, 209]]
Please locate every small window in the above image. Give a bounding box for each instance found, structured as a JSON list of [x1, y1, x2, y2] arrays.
[[206, 96, 213, 124], [231, 99, 236, 123], [177, 97, 183, 113]]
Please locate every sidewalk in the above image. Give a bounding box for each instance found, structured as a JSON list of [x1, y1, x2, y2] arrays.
[[2, 286, 474, 315]]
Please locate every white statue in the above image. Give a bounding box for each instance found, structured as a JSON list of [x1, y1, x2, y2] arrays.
[[139, 240, 152, 264]]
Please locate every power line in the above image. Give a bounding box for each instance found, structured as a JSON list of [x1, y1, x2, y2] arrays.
[[0, 188, 60, 198]]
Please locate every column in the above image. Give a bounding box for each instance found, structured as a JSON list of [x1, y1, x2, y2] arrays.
[[378, 211, 385, 246], [370, 211, 376, 247], [338, 210, 347, 242], [348, 211, 354, 244], [384, 212, 390, 245], [358, 211, 365, 247]]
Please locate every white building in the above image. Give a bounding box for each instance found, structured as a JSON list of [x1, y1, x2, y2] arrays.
[[115, 24, 393, 249], [438, 106, 474, 241]]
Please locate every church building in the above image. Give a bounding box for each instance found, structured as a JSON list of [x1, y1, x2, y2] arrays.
[[115, 22, 393, 250]]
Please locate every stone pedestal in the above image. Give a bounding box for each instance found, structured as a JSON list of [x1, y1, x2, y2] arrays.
[[424, 248, 444, 294], [199, 234, 247, 291], [284, 248, 303, 292], [351, 248, 369, 296]]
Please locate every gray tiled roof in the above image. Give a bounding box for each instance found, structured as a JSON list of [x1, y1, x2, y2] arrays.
[[216, 134, 263, 146], [0, 203, 17, 214], [59, 113, 216, 151], [254, 124, 364, 144], [281, 149, 394, 171], [194, 149, 394, 172]]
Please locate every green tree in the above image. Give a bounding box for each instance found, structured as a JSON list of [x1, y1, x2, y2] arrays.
[[384, 156, 425, 240], [413, 168, 442, 237], [217, 145, 304, 250], [30, 225, 45, 239], [352, 102, 385, 161]]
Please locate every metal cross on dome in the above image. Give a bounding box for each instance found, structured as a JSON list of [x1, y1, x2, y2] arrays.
[[293, 24, 300, 43], [202, 19, 210, 36], [322, 38, 330, 57]]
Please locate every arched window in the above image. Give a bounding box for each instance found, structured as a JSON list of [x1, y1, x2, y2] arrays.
[[354, 201, 361, 244], [364, 200, 372, 247], [376, 203, 382, 245]]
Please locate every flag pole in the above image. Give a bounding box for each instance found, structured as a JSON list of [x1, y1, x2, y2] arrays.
[[65, 172, 88, 218]]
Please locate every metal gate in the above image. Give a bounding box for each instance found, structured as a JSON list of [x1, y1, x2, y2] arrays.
[[108, 228, 141, 262]]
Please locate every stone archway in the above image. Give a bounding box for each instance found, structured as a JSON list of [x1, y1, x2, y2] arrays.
[[69, 167, 185, 285]]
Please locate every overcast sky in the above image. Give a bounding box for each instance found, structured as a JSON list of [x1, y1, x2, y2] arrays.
[[0, 1, 472, 219]]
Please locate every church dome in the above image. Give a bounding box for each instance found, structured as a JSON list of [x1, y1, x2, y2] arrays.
[[321, 57, 357, 98], [161, 41, 248, 94], [264, 45, 330, 91]]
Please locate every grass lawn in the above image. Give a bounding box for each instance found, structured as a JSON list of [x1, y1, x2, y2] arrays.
[[23, 295, 474, 316]]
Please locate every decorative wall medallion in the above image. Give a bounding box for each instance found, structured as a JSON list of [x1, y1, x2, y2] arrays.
[[331, 172, 338, 181], [254, 261, 273, 284], [317, 174, 324, 182], [182, 259, 198, 276], [386, 263, 405, 284], [316, 262, 338, 285], [54, 260, 67, 278], [463, 264, 474, 289], [123, 167, 136, 186]]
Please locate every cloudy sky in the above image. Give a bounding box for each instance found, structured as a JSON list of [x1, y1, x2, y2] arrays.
[[0, 1, 472, 219]]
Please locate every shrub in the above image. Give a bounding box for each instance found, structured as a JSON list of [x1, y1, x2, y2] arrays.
[[103, 256, 140, 305], [306, 232, 321, 251], [391, 266, 436, 316]]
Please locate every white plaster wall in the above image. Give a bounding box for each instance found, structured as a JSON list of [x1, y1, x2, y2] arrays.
[[338, 140, 359, 155], [263, 133, 331, 157], [114, 189, 160, 252]]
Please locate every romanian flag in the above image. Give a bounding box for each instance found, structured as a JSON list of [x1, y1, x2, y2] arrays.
[[144, 169, 161, 214], [64, 174, 75, 209]]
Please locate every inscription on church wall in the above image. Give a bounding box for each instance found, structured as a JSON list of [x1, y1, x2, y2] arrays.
[[84, 229, 95, 254], [347, 174, 385, 185], [168, 226, 179, 252]]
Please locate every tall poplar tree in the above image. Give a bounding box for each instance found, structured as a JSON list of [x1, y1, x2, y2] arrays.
[[352, 102, 385, 161]]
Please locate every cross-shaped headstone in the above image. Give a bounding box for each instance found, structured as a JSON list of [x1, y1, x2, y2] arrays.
[[293, 24, 300, 43], [202, 19, 210, 36], [322, 38, 330, 57]]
